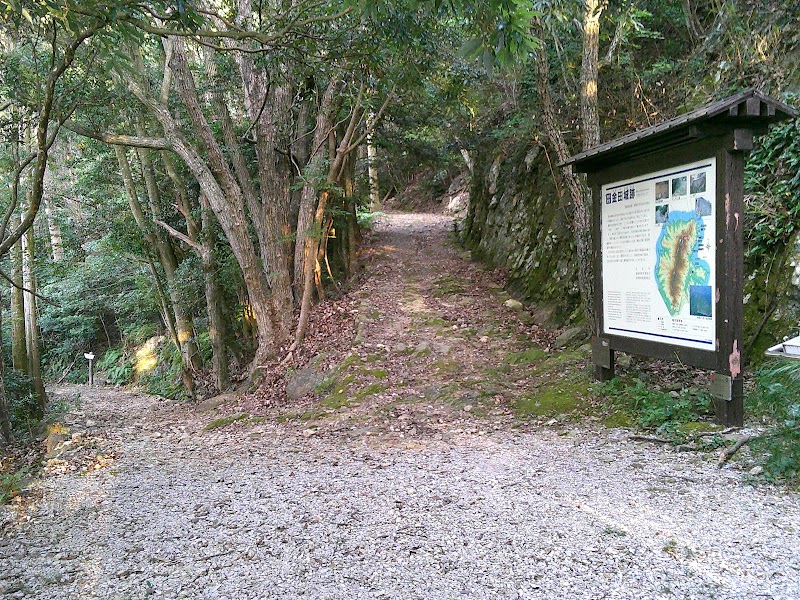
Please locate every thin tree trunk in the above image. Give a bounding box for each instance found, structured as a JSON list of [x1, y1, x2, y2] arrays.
[[346, 194, 359, 277], [10, 213, 27, 373], [367, 114, 380, 207], [295, 189, 331, 345], [133, 131, 202, 372], [116, 143, 199, 379], [295, 87, 370, 346], [291, 93, 313, 236], [580, 0, 602, 150], [154, 143, 230, 390], [145, 252, 180, 351], [682, 0, 703, 44], [200, 194, 229, 391], [0, 291, 13, 444], [43, 196, 64, 261], [22, 226, 46, 412], [294, 77, 341, 302]]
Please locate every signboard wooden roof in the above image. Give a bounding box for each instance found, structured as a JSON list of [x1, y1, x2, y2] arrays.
[[562, 88, 798, 173]]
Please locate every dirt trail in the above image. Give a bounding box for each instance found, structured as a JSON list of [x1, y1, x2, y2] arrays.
[[1, 213, 799, 600]]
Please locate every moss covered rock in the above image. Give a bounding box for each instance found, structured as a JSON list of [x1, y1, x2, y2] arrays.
[[462, 140, 579, 324]]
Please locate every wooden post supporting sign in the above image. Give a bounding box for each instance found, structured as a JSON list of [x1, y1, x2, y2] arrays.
[[84, 352, 95, 386]]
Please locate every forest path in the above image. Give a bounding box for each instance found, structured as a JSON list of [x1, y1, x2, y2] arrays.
[[2, 212, 800, 599]]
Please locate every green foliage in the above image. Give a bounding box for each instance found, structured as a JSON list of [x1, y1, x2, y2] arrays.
[[742, 106, 800, 358], [356, 210, 384, 230], [598, 378, 714, 438], [172, 255, 206, 317], [458, 0, 541, 73], [4, 370, 38, 429], [38, 233, 162, 376], [0, 467, 28, 504], [96, 348, 133, 386], [136, 339, 185, 401], [748, 360, 800, 484], [745, 107, 800, 259]]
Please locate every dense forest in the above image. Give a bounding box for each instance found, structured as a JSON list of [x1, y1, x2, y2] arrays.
[[0, 0, 798, 445]]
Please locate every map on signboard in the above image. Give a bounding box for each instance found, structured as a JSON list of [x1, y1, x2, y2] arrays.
[[654, 211, 710, 316], [600, 158, 716, 351]]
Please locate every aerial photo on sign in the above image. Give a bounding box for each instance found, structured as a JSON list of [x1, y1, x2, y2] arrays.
[[601, 158, 716, 350]]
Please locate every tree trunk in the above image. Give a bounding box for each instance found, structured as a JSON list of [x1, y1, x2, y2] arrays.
[[246, 74, 294, 346], [114, 144, 198, 397], [21, 226, 46, 412], [145, 252, 180, 351], [0, 291, 13, 444], [10, 213, 28, 374], [232, 0, 295, 345], [295, 189, 332, 345], [340, 152, 358, 277], [132, 134, 202, 372], [346, 194, 359, 277], [682, 0, 703, 44], [154, 39, 277, 363], [295, 87, 368, 346], [293, 77, 341, 302], [43, 196, 64, 262], [367, 115, 380, 208], [200, 194, 229, 391], [290, 93, 313, 236], [580, 0, 602, 150]]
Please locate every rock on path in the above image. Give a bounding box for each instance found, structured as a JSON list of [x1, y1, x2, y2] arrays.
[[1, 212, 799, 600]]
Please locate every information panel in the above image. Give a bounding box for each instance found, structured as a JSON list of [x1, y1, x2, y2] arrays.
[[601, 158, 716, 350]]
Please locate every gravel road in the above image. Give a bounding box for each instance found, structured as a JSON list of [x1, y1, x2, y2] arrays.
[[1, 384, 798, 600], [1, 213, 798, 599]]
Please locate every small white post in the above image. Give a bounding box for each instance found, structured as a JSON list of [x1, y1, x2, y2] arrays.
[[84, 352, 95, 386]]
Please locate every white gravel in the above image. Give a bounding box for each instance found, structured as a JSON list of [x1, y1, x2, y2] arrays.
[[1, 386, 799, 600]]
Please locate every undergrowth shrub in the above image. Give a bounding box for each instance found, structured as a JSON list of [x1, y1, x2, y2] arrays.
[[137, 339, 185, 401], [5, 371, 38, 430], [748, 360, 800, 484], [97, 348, 133, 386], [599, 378, 714, 438], [0, 467, 28, 503], [356, 210, 385, 230]]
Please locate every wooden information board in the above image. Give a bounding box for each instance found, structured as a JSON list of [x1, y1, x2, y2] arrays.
[[563, 89, 797, 426]]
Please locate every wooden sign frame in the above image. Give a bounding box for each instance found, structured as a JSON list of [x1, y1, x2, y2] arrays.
[[564, 89, 798, 426]]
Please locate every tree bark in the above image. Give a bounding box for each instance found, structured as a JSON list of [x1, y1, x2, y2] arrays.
[[21, 225, 46, 412], [580, 0, 602, 150], [200, 194, 229, 391], [43, 195, 64, 261], [367, 114, 381, 207], [0, 291, 14, 444], [10, 213, 28, 374], [239, 57, 294, 345], [132, 130, 202, 372], [294, 77, 342, 301], [126, 45, 278, 363]]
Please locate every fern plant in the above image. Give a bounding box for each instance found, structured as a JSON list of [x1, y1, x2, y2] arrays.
[[749, 360, 800, 484]]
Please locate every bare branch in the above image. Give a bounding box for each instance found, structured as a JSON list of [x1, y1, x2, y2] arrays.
[[0, 267, 58, 307], [154, 219, 203, 253], [345, 84, 397, 154], [64, 122, 171, 149]]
